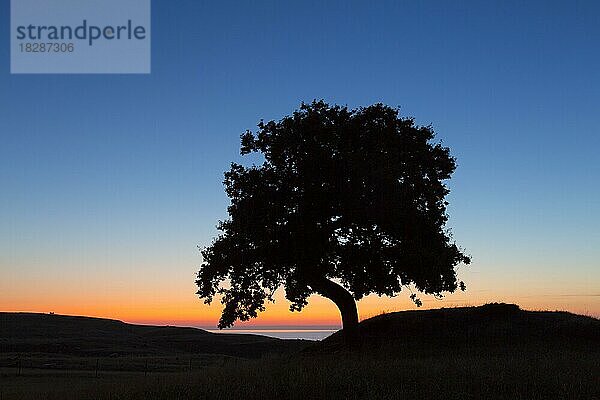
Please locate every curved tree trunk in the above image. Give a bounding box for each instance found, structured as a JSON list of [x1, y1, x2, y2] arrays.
[[309, 276, 359, 343]]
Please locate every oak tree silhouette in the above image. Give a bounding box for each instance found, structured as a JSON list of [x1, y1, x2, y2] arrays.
[[196, 101, 470, 338]]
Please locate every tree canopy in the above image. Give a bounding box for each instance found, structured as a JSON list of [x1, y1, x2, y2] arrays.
[[196, 101, 470, 331]]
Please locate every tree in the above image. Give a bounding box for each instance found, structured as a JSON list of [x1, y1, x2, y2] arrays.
[[196, 101, 470, 338]]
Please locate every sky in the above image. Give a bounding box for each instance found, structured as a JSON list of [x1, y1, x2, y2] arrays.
[[0, 0, 598, 328]]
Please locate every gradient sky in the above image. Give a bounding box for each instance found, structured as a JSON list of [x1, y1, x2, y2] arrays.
[[1, 0, 598, 328]]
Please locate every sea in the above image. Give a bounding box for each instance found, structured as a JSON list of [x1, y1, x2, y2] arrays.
[[206, 329, 337, 340]]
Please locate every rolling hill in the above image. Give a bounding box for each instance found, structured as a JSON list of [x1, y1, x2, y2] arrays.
[[0, 312, 309, 359]]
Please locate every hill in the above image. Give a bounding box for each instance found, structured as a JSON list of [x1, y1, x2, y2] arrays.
[[321, 303, 599, 351], [0, 312, 308, 359]]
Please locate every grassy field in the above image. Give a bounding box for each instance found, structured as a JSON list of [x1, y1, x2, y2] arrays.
[[1, 304, 598, 400], [1, 346, 598, 400]]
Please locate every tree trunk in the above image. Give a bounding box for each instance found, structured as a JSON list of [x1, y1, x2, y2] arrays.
[[309, 276, 359, 343]]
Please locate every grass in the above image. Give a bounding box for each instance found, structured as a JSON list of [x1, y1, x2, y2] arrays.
[[1, 304, 598, 400], [1, 346, 598, 400]]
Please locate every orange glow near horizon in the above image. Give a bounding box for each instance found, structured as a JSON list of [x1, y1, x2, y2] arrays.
[[2, 284, 598, 328], [2, 260, 598, 327]]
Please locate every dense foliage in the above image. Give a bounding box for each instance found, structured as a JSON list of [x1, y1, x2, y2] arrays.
[[196, 101, 470, 329]]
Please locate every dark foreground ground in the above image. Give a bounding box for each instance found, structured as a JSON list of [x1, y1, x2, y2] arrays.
[[1, 304, 598, 400]]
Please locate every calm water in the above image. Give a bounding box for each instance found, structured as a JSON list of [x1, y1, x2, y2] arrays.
[[207, 329, 337, 340]]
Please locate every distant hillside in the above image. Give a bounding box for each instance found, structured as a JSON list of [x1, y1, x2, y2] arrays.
[[322, 303, 600, 351], [0, 313, 308, 359]]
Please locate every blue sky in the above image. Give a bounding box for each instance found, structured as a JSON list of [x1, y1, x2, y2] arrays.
[[1, 0, 598, 323]]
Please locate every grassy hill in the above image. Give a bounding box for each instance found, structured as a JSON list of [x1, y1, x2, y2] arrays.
[[0, 312, 309, 359], [322, 303, 599, 351]]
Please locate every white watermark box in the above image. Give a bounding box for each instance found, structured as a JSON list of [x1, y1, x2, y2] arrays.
[[11, 0, 151, 74]]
